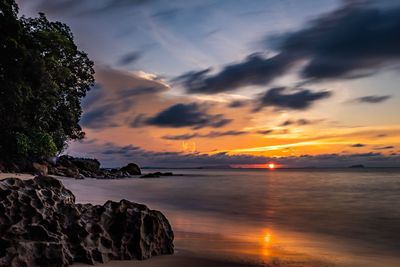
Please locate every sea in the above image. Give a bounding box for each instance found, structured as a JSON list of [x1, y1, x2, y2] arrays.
[[60, 168, 400, 267]]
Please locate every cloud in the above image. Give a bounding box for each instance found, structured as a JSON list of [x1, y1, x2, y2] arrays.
[[102, 145, 141, 155], [271, 2, 400, 80], [279, 119, 317, 127], [353, 95, 392, 104], [228, 100, 249, 108], [174, 2, 400, 95], [67, 140, 400, 168], [256, 129, 274, 135], [35, 0, 151, 16], [118, 51, 141, 66], [351, 143, 366, 147], [162, 130, 247, 140], [176, 53, 294, 94], [80, 104, 120, 129], [255, 87, 331, 111], [373, 146, 395, 150], [152, 8, 180, 20], [80, 66, 170, 129], [136, 103, 232, 129]]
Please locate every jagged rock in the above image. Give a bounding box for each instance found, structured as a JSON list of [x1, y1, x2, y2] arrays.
[[31, 162, 48, 176], [0, 176, 174, 267], [120, 163, 141, 175]]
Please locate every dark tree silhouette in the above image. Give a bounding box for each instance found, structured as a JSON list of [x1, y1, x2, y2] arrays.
[[0, 0, 94, 161]]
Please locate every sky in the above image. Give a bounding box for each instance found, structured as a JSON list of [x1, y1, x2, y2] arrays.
[[16, 0, 400, 168]]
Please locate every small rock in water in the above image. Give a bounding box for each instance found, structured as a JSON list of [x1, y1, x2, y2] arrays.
[[119, 163, 141, 175]]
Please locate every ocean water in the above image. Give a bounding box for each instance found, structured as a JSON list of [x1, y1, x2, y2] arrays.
[[60, 168, 400, 266]]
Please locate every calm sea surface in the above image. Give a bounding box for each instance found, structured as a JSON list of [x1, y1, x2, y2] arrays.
[[60, 169, 400, 266]]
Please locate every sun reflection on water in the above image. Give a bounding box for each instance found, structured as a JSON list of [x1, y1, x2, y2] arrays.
[[260, 230, 273, 257]]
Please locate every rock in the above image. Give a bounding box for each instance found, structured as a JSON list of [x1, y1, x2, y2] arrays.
[[348, 164, 365, 168], [69, 158, 100, 173], [0, 176, 174, 266], [31, 162, 48, 176], [140, 172, 175, 178], [120, 163, 141, 175]]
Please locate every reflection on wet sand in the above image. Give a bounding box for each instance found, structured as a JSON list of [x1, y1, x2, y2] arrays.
[[59, 169, 400, 267]]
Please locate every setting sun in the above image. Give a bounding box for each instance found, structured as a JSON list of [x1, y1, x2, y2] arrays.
[[264, 233, 272, 244], [268, 163, 276, 170]]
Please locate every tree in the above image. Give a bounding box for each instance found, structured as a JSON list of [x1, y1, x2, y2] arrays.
[[0, 0, 94, 161]]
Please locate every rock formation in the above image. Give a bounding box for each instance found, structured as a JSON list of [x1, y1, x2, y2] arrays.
[[0, 176, 174, 267], [119, 163, 141, 175], [0, 156, 142, 179], [47, 156, 141, 179]]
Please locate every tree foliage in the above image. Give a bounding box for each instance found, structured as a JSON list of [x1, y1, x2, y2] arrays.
[[0, 0, 94, 161]]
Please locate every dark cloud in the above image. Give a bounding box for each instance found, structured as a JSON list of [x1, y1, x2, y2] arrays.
[[272, 2, 400, 80], [162, 130, 247, 140], [152, 8, 180, 20], [102, 145, 141, 155], [80, 104, 119, 129], [119, 87, 165, 98], [351, 143, 366, 147], [175, 2, 400, 94], [353, 95, 392, 104], [176, 53, 294, 94], [136, 103, 232, 129], [280, 119, 314, 127], [227, 100, 248, 108], [255, 87, 331, 111], [256, 129, 274, 135], [374, 146, 395, 150], [118, 51, 141, 66]]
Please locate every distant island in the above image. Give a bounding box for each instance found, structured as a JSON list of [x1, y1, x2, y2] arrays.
[[348, 164, 365, 168]]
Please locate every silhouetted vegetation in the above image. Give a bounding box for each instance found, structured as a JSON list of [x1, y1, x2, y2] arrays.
[[0, 0, 94, 162]]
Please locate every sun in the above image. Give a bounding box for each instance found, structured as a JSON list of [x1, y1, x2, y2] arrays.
[[268, 163, 275, 170]]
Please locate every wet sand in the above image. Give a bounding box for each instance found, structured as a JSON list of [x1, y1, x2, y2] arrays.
[[73, 253, 263, 267]]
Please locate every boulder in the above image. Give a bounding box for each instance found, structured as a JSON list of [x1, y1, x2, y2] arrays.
[[0, 176, 174, 266], [31, 162, 48, 176], [120, 163, 141, 175], [69, 158, 100, 173]]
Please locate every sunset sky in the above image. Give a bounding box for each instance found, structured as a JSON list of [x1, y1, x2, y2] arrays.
[[17, 0, 400, 167]]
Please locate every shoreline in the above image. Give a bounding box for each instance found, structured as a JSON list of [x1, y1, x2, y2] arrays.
[[73, 252, 264, 267], [2, 173, 400, 267]]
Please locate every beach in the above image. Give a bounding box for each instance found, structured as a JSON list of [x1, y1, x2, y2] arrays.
[[2, 169, 400, 267]]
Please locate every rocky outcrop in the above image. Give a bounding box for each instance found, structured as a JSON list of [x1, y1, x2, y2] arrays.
[[0, 156, 142, 179], [0, 176, 174, 267], [119, 163, 141, 175], [47, 156, 141, 179]]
